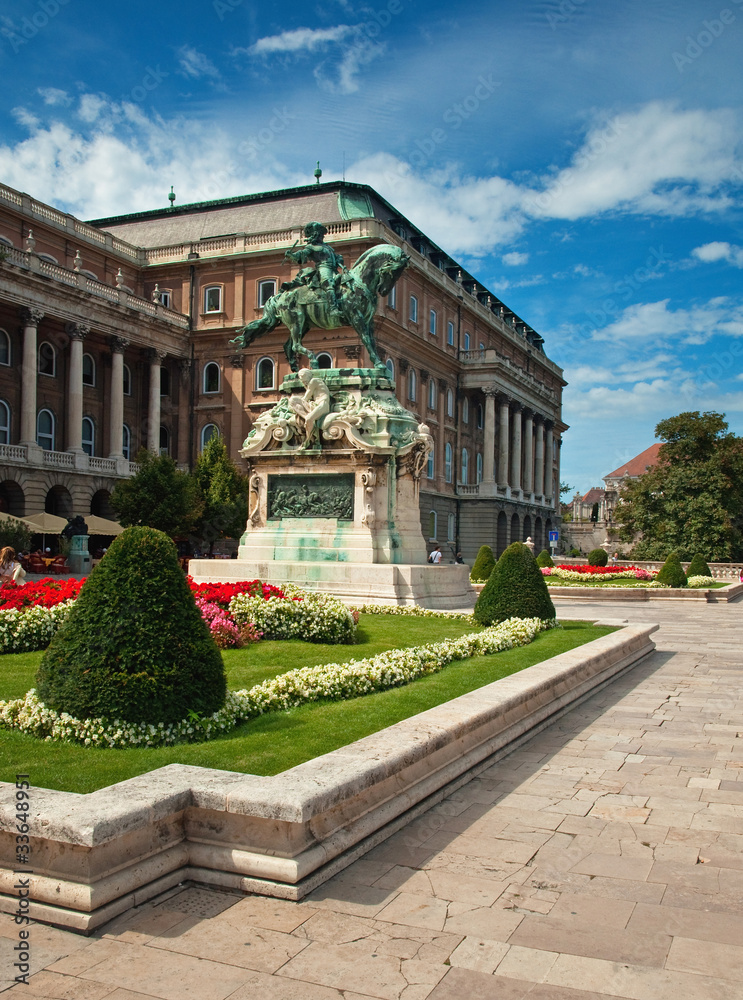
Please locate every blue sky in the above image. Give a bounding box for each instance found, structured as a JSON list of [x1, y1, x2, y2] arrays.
[[1, 0, 741, 493]]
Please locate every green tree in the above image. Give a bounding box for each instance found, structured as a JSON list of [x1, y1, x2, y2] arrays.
[[655, 551, 687, 588], [0, 517, 32, 552], [470, 544, 496, 582], [111, 451, 202, 538], [192, 436, 249, 553], [615, 411, 743, 561]]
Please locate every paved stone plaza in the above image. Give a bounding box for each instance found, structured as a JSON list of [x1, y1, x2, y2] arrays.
[[2, 597, 741, 999]]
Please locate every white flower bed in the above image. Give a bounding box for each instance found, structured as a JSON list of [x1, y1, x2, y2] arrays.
[[686, 575, 716, 588], [0, 602, 74, 654], [0, 616, 554, 749], [229, 590, 356, 644], [354, 604, 476, 622]]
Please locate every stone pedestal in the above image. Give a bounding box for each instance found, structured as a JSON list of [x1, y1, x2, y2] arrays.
[[67, 534, 91, 575], [189, 369, 475, 608]]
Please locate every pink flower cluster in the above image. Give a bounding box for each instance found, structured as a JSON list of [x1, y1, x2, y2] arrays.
[[194, 597, 263, 649]]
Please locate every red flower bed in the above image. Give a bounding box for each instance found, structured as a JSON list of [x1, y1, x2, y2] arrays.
[[556, 564, 645, 575], [0, 577, 86, 610], [187, 579, 286, 608]]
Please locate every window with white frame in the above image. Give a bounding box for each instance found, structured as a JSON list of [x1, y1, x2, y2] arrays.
[[428, 510, 437, 540], [463, 331, 470, 350], [427, 378, 436, 410], [462, 397, 469, 423], [122, 424, 131, 460], [82, 417, 95, 457], [385, 358, 395, 381], [0, 400, 9, 444], [409, 295, 418, 323], [258, 279, 276, 306], [447, 320, 454, 346], [201, 423, 220, 450], [445, 442, 453, 483], [159, 426, 170, 455], [203, 361, 221, 394], [407, 368, 416, 402], [387, 285, 397, 309], [159, 289, 172, 309], [427, 444, 435, 479], [36, 409, 54, 450], [476, 452, 483, 483], [429, 309, 437, 335], [38, 342, 56, 377], [446, 388, 454, 418], [82, 353, 95, 387], [316, 352, 333, 369], [447, 511, 456, 542], [256, 356, 275, 390], [0, 329, 9, 366], [461, 447, 469, 485], [203, 285, 222, 313]]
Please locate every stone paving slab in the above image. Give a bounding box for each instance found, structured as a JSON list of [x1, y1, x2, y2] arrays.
[[2, 596, 742, 998]]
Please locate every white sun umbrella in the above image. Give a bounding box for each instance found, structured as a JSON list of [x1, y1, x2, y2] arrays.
[[22, 511, 68, 553]]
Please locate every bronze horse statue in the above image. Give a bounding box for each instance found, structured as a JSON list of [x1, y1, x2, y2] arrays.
[[231, 243, 410, 371]]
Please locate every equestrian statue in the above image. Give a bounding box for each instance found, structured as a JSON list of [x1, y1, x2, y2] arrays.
[[231, 222, 409, 371]]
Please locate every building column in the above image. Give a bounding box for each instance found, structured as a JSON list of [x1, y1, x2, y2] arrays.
[[523, 409, 534, 494], [545, 421, 554, 503], [178, 359, 193, 466], [108, 337, 129, 458], [554, 436, 562, 511], [20, 308, 44, 446], [437, 379, 447, 487], [483, 388, 497, 484], [497, 395, 510, 486], [510, 404, 522, 491], [66, 323, 89, 452], [147, 349, 166, 453], [534, 417, 545, 496]]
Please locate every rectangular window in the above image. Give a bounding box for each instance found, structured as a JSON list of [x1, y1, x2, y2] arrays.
[[463, 332, 470, 351], [409, 295, 418, 323], [204, 286, 222, 313], [387, 285, 397, 309], [429, 309, 437, 335], [258, 280, 276, 306], [447, 321, 454, 346], [160, 290, 172, 309]]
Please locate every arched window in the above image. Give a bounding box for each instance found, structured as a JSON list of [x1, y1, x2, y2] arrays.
[[427, 444, 434, 480], [0, 329, 9, 366], [447, 321, 455, 346], [462, 397, 469, 424], [200, 423, 220, 450], [446, 388, 454, 418], [407, 368, 416, 402], [160, 366, 170, 397], [203, 362, 221, 394], [463, 332, 471, 351], [385, 358, 395, 381], [204, 285, 222, 313], [123, 364, 132, 396], [447, 512, 456, 542], [38, 342, 56, 376], [316, 352, 333, 369], [0, 400, 10, 444], [122, 424, 131, 460], [428, 510, 437, 540], [82, 417, 95, 456], [461, 448, 469, 485], [476, 452, 483, 484], [445, 442, 453, 483], [256, 356, 275, 390], [36, 409, 55, 450], [258, 279, 276, 306], [427, 379, 436, 410], [477, 403, 484, 429], [82, 353, 95, 386], [37, 252, 58, 264], [159, 426, 169, 455]]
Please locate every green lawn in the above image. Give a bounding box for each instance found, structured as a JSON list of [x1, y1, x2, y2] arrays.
[[0, 615, 614, 794], [547, 579, 729, 589]]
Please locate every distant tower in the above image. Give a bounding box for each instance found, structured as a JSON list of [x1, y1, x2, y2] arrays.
[[314, 161, 322, 185], [168, 186, 176, 209]]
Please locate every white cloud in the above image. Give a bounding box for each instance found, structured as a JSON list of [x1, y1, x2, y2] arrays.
[[592, 297, 743, 345], [502, 251, 528, 265], [37, 88, 72, 107], [245, 25, 355, 55], [78, 94, 107, 123], [11, 107, 39, 129], [177, 45, 222, 81], [692, 241, 743, 267]]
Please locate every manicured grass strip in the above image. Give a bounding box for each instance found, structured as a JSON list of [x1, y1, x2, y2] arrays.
[[0, 621, 613, 794], [547, 580, 729, 589]]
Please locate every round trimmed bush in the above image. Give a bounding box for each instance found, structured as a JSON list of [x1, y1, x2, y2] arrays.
[[687, 553, 711, 578], [36, 526, 227, 724], [570, 548, 580, 558], [470, 544, 496, 582], [536, 548, 554, 568], [474, 542, 556, 626], [655, 552, 688, 588], [587, 548, 608, 567]]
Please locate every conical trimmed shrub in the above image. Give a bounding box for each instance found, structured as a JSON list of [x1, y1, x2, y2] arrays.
[[474, 542, 556, 626], [470, 544, 496, 582], [36, 527, 227, 724], [655, 551, 688, 588], [587, 548, 608, 566], [687, 553, 711, 578], [536, 548, 554, 568]]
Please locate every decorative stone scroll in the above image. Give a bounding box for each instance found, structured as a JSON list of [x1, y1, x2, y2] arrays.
[[267, 474, 354, 520]]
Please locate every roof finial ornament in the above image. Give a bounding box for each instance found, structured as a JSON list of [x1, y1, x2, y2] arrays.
[[314, 161, 322, 185], [168, 185, 176, 209]]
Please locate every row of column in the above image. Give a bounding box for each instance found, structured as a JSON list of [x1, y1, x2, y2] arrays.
[[488, 390, 557, 500], [19, 307, 168, 458]]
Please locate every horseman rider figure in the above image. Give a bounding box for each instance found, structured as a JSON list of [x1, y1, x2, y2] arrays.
[[281, 222, 346, 309]]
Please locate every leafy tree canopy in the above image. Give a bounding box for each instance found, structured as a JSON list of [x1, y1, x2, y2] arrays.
[[192, 435, 249, 551], [615, 411, 743, 561], [111, 450, 202, 538]]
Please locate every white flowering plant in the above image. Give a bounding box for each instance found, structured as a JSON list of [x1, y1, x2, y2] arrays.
[[0, 602, 74, 654], [686, 575, 716, 588], [229, 590, 356, 644], [0, 614, 556, 748]]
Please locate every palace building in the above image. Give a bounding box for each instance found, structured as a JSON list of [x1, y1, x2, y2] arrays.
[[0, 178, 566, 561]]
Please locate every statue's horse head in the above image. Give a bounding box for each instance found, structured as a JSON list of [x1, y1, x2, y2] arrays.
[[350, 244, 410, 298]]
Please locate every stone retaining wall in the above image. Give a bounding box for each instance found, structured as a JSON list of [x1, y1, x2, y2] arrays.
[[0, 623, 657, 934]]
